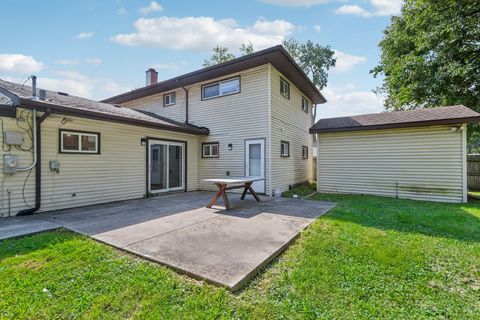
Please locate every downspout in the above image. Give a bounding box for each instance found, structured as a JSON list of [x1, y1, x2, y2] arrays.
[[17, 109, 50, 216], [181, 86, 189, 124]]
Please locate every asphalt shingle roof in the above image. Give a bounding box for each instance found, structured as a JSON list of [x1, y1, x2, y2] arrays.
[[310, 105, 480, 133], [0, 78, 208, 135]]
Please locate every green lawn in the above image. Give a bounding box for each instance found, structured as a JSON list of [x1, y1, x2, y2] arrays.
[[1, 191, 480, 319]]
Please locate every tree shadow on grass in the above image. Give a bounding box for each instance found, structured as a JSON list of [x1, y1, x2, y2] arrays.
[[313, 193, 480, 243], [0, 229, 78, 260]]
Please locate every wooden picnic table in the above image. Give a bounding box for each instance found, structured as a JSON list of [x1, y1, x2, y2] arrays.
[[203, 178, 264, 210]]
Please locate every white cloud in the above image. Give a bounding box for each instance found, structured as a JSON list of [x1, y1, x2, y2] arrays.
[[140, 1, 163, 15], [0, 54, 43, 73], [118, 7, 128, 15], [86, 58, 102, 65], [56, 59, 80, 65], [261, 0, 332, 7], [317, 84, 385, 119], [153, 60, 187, 70], [335, 5, 372, 17], [76, 32, 94, 39], [335, 0, 401, 17], [314, 24, 321, 32], [111, 17, 294, 52], [333, 50, 366, 72]]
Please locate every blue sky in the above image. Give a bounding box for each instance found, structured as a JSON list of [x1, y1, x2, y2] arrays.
[[0, 0, 401, 119]]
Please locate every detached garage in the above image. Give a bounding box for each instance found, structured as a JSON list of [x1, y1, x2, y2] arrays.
[[310, 105, 480, 203]]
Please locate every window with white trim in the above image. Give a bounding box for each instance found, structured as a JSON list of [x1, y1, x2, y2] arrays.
[[202, 77, 240, 100], [302, 145, 308, 159], [302, 97, 309, 113], [281, 140, 290, 157], [280, 77, 290, 99], [163, 92, 176, 106], [202, 142, 219, 158], [60, 130, 99, 154]]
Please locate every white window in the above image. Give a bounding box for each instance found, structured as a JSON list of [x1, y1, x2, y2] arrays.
[[202, 142, 219, 158], [302, 146, 308, 159], [202, 77, 240, 100], [60, 130, 99, 154], [164, 92, 176, 106], [302, 97, 309, 113], [280, 77, 290, 99], [281, 140, 290, 157]]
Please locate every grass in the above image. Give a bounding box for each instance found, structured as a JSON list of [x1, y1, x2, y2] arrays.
[[1, 189, 480, 319]]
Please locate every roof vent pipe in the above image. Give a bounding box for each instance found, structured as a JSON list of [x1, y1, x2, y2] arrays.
[[31, 75, 37, 99], [39, 89, 46, 101]]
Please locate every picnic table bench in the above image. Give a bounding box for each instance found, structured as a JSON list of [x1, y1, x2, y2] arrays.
[[203, 178, 264, 210]]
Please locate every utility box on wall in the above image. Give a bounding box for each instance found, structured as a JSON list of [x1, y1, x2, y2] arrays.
[[4, 131, 23, 146], [3, 154, 18, 174]]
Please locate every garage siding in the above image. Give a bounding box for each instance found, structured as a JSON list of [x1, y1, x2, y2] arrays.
[[0, 109, 199, 217], [316, 125, 465, 203]]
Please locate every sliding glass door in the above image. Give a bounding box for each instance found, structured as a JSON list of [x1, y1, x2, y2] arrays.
[[148, 140, 185, 193]]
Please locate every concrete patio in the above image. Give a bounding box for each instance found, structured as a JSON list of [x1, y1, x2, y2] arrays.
[[0, 191, 335, 291]]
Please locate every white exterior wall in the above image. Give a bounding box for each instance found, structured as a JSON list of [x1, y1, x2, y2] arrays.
[[270, 66, 314, 194], [0, 110, 199, 217], [316, 125, 467, 203]]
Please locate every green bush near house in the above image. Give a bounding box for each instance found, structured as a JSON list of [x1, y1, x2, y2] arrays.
[[1, 189, 479, 319]]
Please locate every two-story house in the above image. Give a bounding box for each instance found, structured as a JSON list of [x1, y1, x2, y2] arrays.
[[0, 45, 324, 217], [104, 45, 325, 196]]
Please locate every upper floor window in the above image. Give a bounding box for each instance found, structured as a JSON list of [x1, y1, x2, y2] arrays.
[[281, 140, 290, 157], [202, 77, 240, 100], [163, 92, 176, 107], [302, 97, 309, 113], [280, 77, 290, 99], [60, 130, 100, 154], [302, 146, 309, 159], [202, 142, 219, 158]]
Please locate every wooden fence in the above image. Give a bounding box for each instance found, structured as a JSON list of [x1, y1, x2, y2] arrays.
[[468, 154, 480, 190]]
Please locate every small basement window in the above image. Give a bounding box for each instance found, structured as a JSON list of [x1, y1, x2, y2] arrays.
[[202, 142, 219, 158], [60, 130, 100, 154], [280, 77, 290, 99], [202, 77, 240, 100], [163, 92, 176, 106], [302, 145, 308, 159], [281, 140, 290, 157], [302, 97, 309, 113]]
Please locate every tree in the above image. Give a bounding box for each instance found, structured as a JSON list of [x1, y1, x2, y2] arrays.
[[282, 39, 335, 91], [202, 46, 235, 67], [372, 0, 480, 112], [282, 39, 336, 123], [239, 42, 254, 56]]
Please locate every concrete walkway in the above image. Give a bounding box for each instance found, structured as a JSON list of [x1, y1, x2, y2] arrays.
[[0, 192, 335, 291]]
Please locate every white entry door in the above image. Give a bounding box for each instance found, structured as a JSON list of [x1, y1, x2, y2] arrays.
[[148, 140, 185, 193], [245, 139, 265, 194]]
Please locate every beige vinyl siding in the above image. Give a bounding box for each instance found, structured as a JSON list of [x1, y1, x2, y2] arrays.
[[0, 109, 199, 217], [122, 88, 186, 122], [317, 125, 465, 203], [120, 65, 271, 194], [270, 66, 313, 194], [191, 66, 270, 193]]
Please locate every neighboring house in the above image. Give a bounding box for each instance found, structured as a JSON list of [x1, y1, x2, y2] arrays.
[[310, 106, 480, 203], [0, 45, 322, 217]]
